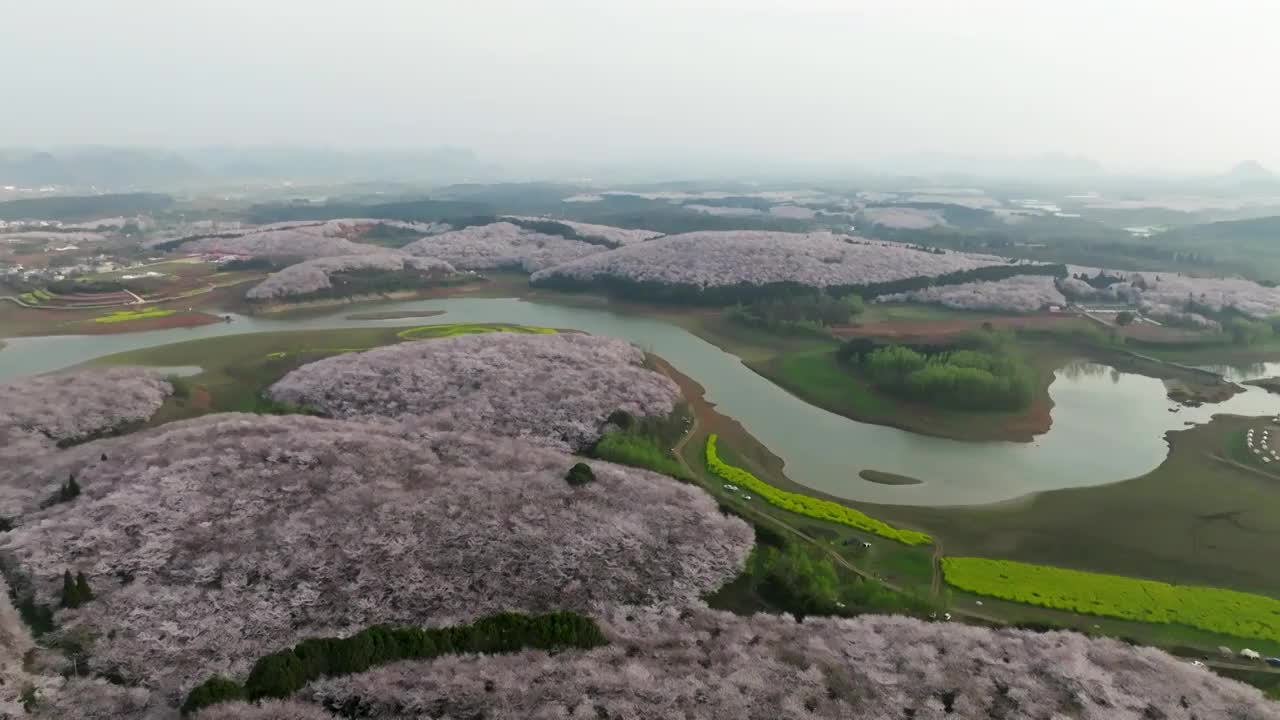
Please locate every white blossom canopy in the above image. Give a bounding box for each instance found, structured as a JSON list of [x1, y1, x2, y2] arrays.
[[245, 253, 455, 299], [0, 367, 171, 514], [267, 332, 681, 450], [1, 414, 751, 699], [198, 606, 1279, 720], [530, 231, 1011, 289], [402, 221, 604, 271], [882, 274, 1067, 313]]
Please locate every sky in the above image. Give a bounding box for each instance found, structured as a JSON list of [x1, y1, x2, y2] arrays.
[[2, 0, 1277, 175]]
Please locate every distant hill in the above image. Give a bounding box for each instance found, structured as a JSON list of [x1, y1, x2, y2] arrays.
[[245, 198, 493, 225], [0, 192, 174, 221], [1152, 214, 1280, 281], [0, 148, 197, 187], [1218, 160, 1278, 186], [1160, 214, 1280, 242]]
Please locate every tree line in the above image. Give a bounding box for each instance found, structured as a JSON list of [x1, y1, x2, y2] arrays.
[[841, 337, 1036, 412], [182, 611, 607, 715], [727, 292, 865, 333]]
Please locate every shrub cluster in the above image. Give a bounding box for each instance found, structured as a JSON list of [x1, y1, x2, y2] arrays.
[[705, 435, 931, 546], [941, 557, 1280, 642], [727, 292, 864, 333], [183, 612, 605, 714]]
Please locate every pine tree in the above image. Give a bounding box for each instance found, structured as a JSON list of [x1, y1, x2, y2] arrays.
[[58, 475, 81, 503], [60, 570, 79, 608], [74, 572, 93, 603]]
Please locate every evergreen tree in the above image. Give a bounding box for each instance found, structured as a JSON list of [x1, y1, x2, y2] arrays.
[[60, 570, 79, 608], [58, 475, 81, 503], [74, 572, 93, 603], [565, 462, 596, 487]]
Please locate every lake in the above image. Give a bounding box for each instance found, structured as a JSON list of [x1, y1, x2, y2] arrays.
[[3, 297, 1277, 507]]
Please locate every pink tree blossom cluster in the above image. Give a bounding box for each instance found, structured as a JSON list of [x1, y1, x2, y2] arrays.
[[402, 222, 606, 272], [503, 216, 663, 246], [1063, 266, 1280, 320], [198, 606, 1278, 720], [179, 221, 387, 258], [684, 204, 764, 217], [244, 253, 456, 299], [27, 679, 161, 720], [529, 231, 1010, 289], [267, 333, 680, 451], [860, 206, 948, 229], [1, 414, 752, 700], [0, 576, 38, 717], [882, 275, 1067, 312], [0, 368, 171, 516]]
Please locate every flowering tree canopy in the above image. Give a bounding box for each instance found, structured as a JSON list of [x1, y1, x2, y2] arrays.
[[1, 414, 751, 699], [245, 253, 455, 299], [860, 206, 948, 229], [0, 367, 171, 516], [268, 333, 680, 450], [504, 216, 662, 246], [179, 221, 387, 258], [0, 576, 38, 717], [530, 231, 1011, 289], [883, 275, 1067, 313], [200, 606, 1278, 720], [401, 221, 605, 271], [1062, 266, 1280, 320]]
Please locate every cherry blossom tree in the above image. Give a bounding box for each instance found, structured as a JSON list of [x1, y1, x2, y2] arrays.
[[0, 367, 171, 516], [179, 222, 386, 258], [1, 414, 751, 700], [401, 222, 605, 271], [882, 275, 1067, 312], [267, 333, 681, 450], [0, 576, 39, 717], [503, 216, 662, 246], [860, 206, 948, 230], [245, 253, 455, 300], [530, 231, 1013, 290], [200, 606, 1278, 720]]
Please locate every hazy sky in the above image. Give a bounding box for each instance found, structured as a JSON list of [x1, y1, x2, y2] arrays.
[[3, 0, 1277, 174]]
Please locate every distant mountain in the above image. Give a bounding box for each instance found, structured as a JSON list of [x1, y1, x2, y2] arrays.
[[1220, 160, 1278, 185], [0, 147, 197, 188]]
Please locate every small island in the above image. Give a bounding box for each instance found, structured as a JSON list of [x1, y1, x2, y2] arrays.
[[344, 309, 446, 321], [859, 469, 925, 486]]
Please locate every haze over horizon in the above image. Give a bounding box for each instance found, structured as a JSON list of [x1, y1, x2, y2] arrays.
[[3, 0, 1278, 177]]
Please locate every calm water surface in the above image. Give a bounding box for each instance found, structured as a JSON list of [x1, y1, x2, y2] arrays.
[[3, 297, 1277, 506]]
